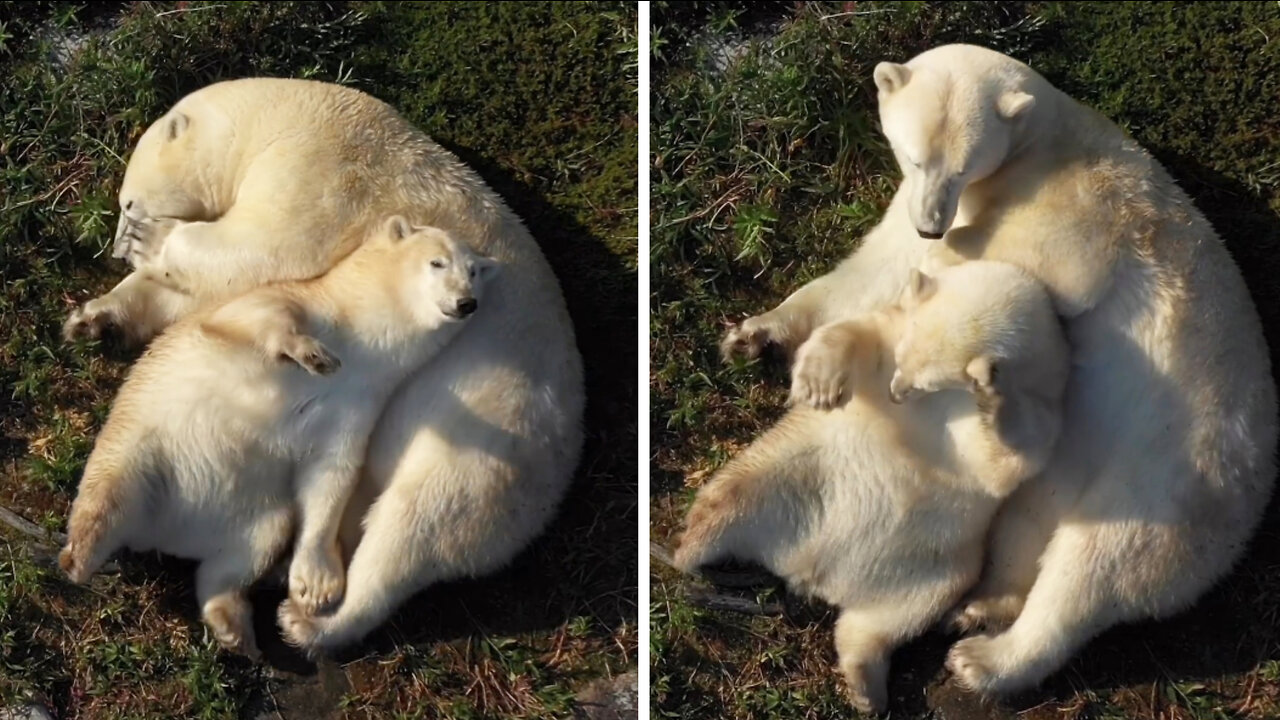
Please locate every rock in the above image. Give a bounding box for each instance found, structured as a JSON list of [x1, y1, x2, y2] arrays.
[[0, 705, 54, 720], [926, 678, 1017, 720], [574, 670, 638, 720]]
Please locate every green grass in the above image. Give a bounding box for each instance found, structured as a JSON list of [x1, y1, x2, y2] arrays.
[[0, 2, 636, 718], [651, 2, 1280, 719]]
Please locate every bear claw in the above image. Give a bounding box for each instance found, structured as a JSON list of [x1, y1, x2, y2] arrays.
[[281, 338, 341, 376], [115, 214, 177, 270]]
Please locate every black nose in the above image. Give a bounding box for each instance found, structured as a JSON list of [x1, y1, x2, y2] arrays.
[[456, 298, 477, 316], [917, 229, 944, 240]]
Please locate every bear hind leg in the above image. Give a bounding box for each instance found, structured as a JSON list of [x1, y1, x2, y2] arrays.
[[946, 520, 1204, 696], [278, 490, 433, 656], [835, 591, 957, 715], [196, 508, 293, 658], [672, 416, 822, 575], [945, 472, 1070, 635]]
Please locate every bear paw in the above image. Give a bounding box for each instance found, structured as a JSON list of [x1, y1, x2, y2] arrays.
[[287, 543, 345, 616], [203, 596, 261, 659], [946, 634, 1025, 696], [277, 598, 323, 655], [281, 337, 341, 376], [63, 302, 123, 346], [789, 334, 853, 410], [944, 595, 1022, 635], [720, 314, 782, 362], [57, 541, 94, 585], [945, 603, 993, 635], [841, 660, 889, 715], [116, 214, 177, 270]]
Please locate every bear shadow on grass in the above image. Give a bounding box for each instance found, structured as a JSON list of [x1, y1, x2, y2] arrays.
[[676, 148, 1280, 717], [117, 140, 637, 685]]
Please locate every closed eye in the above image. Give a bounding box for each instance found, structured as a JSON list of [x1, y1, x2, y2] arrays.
[[430, 259, 445, 269]]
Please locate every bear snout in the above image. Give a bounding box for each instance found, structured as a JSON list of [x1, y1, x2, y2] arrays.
[[889, 370, 915, 404], [455, 297, 478, 317]]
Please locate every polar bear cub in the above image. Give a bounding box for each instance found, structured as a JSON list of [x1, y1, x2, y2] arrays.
[[58, 215, 496, 655], [675, 260, 1068, 714]]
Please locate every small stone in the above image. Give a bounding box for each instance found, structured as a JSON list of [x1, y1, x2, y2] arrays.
[[574, 670, 638, 720], [926, 679, 1016, 720], [0, 705, 54, 720]]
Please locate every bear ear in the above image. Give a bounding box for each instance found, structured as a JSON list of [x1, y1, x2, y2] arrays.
[[166, 112, 190, 141], [966, 355, 997, 391], [873, 62, 911, 95], [997, 91, 1036, 121], [902, 267, 936, 307], [385, 215, 414, 241]]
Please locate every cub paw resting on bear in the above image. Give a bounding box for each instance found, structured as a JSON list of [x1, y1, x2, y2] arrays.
[[676, 260, 1068, 714], [60, 216, 495, 657]]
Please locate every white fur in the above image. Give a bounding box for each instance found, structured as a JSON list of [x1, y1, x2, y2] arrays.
[[679, 260, 1069, 713], [62, 78, 586, 653], [59, 219, 494, 656], [721, 44, 1277, 698]]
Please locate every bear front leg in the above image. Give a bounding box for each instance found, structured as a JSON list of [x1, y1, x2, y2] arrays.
[[788, 318, 884, 410], [720, 235, 921, 366], [115, 212, 180, 272], [201, 297, 341, 376], [288, 531, 347, 618], [288, 433, 373, 616], [142, 204, 356, 302], [63, 270, 199, 350], [720, 294, 820, 364], [720, 193, 934, 369]]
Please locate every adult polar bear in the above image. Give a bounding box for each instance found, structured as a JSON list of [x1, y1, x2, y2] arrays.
[[721, 44, 1276, 697], [63, 78, 585, 653]]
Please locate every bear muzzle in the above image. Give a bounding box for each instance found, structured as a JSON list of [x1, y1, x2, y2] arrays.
[[889, 371, 915, 404], [443, 297, 478, 319]]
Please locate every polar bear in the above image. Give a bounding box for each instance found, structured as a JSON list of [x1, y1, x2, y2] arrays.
[[61, 78, 585, 653], [677, 259, 1069, 714], [59, 216, 495, 656], [720, 44, 1277, 696]]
